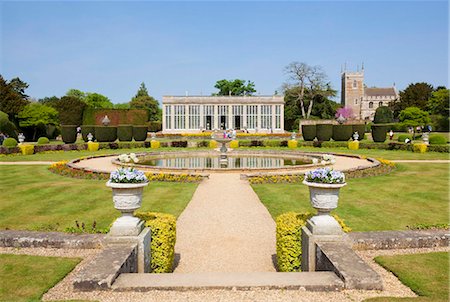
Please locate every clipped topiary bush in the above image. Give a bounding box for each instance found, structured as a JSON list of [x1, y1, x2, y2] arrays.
[[19, 144, 34, 155], [95, 126, 117, 142], [301, 125, 316, 141], [315, 124, 333, 141], [230, 140, 239, 148], [2, 137, 18, 147], [150, 140, 160, 149], [413, 143, 427, 153], [371, 125, 388, 142], [117, 124, 133, 142], [148, 121, 162, 132], [373, 106, 394, 124], [133, 126, 148, 141], [61, 125, 77, 144], [429, 134, 447, 145], [135, 212, 176, 273], [37, 137, 50, 145], [81, 125, 95, 142], [348, 140, 359, 150], [288, 140, 298, 149], [209, 140, 218, 149], [397, 134, 412, 143], [332, 125, 353, 141], [87, 141, 100, 152]]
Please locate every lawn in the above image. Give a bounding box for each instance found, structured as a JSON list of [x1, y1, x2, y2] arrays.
[[0, 254, 80, 301], [0, 165, 198, 232], [252, 163, 449, 231], [365, 252, 449, 302]]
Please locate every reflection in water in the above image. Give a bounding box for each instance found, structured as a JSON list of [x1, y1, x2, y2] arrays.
[[139, 156, 310, 169]]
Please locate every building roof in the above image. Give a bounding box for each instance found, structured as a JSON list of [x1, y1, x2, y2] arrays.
[[364, 87, 397, 97], [162, 95, 284, 105]]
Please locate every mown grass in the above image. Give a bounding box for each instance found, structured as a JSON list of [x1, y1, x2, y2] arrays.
[[0, 165, 198, 232], [252, 163, 448, 231], [0, 254, 80, 301], [365, 252, 449, 302]]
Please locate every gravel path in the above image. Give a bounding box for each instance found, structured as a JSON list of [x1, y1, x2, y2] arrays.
[[1, 246, 447, 302], [174, 173, 276, 273]]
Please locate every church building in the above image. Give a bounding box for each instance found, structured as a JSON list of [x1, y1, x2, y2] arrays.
[[341, 68, 398, 120], [162, 95, 284, 133]]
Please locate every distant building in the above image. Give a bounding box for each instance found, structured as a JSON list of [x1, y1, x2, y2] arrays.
[[162, 95, 284, 133], [341, 68, 398, 120]]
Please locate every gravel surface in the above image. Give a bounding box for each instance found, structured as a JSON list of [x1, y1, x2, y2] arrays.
[[1, 246, 448, 302]]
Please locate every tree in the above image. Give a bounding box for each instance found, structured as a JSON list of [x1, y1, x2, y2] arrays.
[[114, 103, 130, 109], [335, 107, 354, 119], [66, 89, 86, 101], [9, 77, 29, 99], [213, 79, 256, 96], [17, 103, 59, 140], [129, 83, 160, 121], [391, 83, 434, 117], [54, 96, 87, 125], [398, 107, 431, 127], [427, 88, 449, 117], [39, 96, 60, 107], [283, 62, 333, 119], [0, 75, 30, 121], [373, 106, 394, 124], [84, 93, 113, 109]]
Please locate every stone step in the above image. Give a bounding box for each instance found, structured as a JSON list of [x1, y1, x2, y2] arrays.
[[316, 242, 383, 290], [112, 271, 344, 291]]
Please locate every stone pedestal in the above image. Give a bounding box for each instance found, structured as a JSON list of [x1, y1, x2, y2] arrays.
[[301, 216, 343, 272], [109, 216, 144, 237], [106, 227, 151, 273]]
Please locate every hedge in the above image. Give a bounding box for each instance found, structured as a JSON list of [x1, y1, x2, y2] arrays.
[[397, 134, 412, 143], [37, 137, 50, 145], [82, 108, 149, 125], [148, 121, 162, 132], [19, 144, 34, 155], [117, 125, 133, 142], [150, 140, 160, 149], [209, 140, 218, 148], [371, 124, 388, 142], [413, 143, 427, 153], [81, 125, 95, 142], [95, 126, 117, 142], [288, 140, 298, 149], [276, 212, 350, 272], [87, 141, 100, 152], [429, 134, 447, 145], [61, 125, 77, 144], [332, 125, 353, 141], [348, 140, 359, 150], [135, 212, 176, 273], [315, 124, 333, 141], [133, 126, 148, 141], [301, 125, 316, 141], [2, 137, 18, 147], [170, 141, 188, 148], [230, 140, 239, 148]]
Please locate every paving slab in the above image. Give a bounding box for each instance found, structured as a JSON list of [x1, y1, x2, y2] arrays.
[[112, 271, 344, 291]]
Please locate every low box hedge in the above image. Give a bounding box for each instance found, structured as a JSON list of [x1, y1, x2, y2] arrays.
[[315, 124, 333, 141], [133, 126, 148, 141], [301, 125, 316, 141], [37, 137, 50, 145], [2, 137, 18, 147], [150, 140, 160, 149], [117, 125, 133, 142], [371, 124, 388, 142], [61, 125, 77, 144], [135, 212, 176, 273], [81, 125, 95, 142], [94, 126, 117, 142], [332, 124, 353, 141], [429, 134, 447, 145], [288, 140, 298, 149], [397, 134, 412, 142]]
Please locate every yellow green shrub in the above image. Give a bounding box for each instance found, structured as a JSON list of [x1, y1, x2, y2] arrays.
[[18, 144, 34, 155], [135, 212, 177, 273], [150, 140, 160, 149], [348, 140, 359, 150], [287, 140, 298, 149], [413, 143, 427, 153], [230, 140, 239, 148], [276, 212, 350, 272], [209, 140, 218, 149], [87, 141, 99, 152]]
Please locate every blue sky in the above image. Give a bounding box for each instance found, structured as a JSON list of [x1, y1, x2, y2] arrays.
[[1, 1, 448, 104]]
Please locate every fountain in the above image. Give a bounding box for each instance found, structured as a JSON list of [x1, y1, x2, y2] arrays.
[[212, 132, 232, 167]]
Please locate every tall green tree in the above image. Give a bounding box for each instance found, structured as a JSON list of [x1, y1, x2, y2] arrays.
[[427, 88, 449, 117], [9, 77, 29, 99], [283, 62, 334, 119], [84, 93, 113, 109], [0, 75, 30, 122], [129, 83, 160, 121], [66, 89, 86, 101], [213, 79, 256, 96], [373, 106, 394, 124], [390, 82, 433, 117], [17, 103, 59, 140], [54, 96, 87, 125], [399, 107, 431, 128]]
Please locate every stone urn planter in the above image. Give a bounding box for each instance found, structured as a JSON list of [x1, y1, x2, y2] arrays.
[[106, 180, 148, 236], [303, 180, 346, 215]]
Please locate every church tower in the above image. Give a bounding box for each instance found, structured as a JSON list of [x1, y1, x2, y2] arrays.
[[341, 68, 364, 119]]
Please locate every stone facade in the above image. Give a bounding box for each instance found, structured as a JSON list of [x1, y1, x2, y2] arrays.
[[341, 70, 398, 120], [162, 95, 284, 133]]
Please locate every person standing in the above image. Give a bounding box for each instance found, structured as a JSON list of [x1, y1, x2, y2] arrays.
[[389, 129, 394, 140]]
